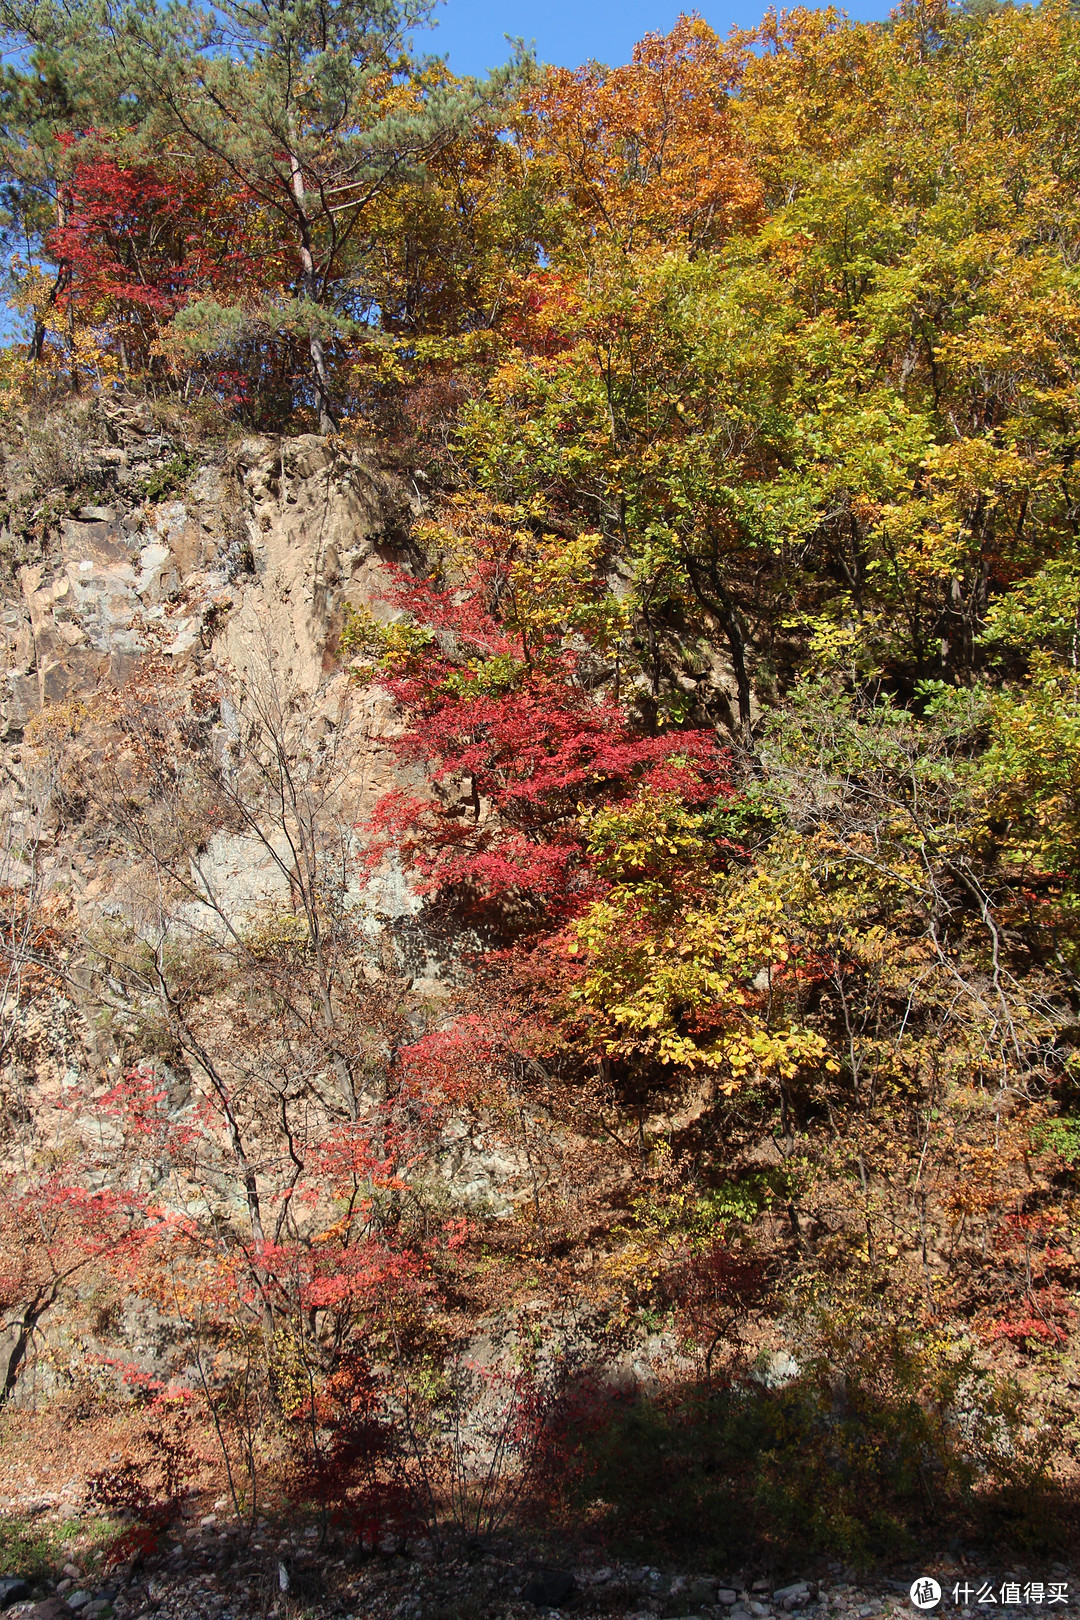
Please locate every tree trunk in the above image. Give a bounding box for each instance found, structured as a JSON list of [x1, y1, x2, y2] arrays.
[[682, 551, 755, 748], [1, 1286, 52, 1403], [288, 152, 336, 434], [29, 195, 72, 367]]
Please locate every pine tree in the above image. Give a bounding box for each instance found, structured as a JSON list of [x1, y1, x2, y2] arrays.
[[4, 0, 485, 425]]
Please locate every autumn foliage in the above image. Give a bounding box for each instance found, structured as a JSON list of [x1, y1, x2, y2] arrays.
[[4, 0, 1080, 1566]]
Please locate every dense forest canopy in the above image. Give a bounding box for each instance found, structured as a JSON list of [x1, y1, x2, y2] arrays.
[[2, 0, 1080, 1567]]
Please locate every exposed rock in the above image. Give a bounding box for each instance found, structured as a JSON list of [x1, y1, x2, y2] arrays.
[[23, 1600, 74, 1619], [752, 1350, 801, 1389], [682, 1578, 720, 1607], [7, 436, 411, 721], [3, 672, 40, 734], [222, 435, 409, 698], [434, 1114, 532, 1215], [177, 830, 292, 936], [521, 1568, 576, 1607]]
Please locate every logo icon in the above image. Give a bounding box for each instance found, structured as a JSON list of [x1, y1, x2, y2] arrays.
[[910, 1578, 942, 1610]]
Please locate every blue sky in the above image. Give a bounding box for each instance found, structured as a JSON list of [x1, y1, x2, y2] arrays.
[[425, 0, 895, 78]]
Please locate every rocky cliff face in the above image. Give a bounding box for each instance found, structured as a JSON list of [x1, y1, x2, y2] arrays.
[[2, 430, 438, 1039], [0, 424, 553, 1406], [6, 432, 409, 730], [3, 431, 432, 925]]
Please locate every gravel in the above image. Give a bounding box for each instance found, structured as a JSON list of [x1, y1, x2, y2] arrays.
[[1, 1540, 1076, 1620]]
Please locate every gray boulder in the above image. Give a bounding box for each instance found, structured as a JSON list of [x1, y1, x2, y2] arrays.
[[522, 1567, 576, 1607]]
